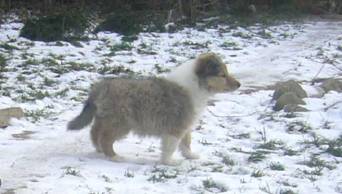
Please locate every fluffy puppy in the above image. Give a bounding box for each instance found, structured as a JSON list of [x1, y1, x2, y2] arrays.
[[68, 53, 240, 165]]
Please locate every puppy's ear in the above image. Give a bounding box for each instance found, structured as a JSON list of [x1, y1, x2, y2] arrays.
[[195, 54, 221, 77]]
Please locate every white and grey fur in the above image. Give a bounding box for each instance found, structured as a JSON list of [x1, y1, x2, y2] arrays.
[[67, 53, 240, 165]]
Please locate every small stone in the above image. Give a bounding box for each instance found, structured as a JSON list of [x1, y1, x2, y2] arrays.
[[320, 78, 342, 93], [274, 92, 306, 111], [283, 104, 308, 113], [273, 80, 307, 100]]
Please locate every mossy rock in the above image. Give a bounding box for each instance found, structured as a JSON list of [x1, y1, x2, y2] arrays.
[[0, 107, 24, 127], [274, 92, 305, 111], [95, 10, 167, 35], [20, 10, 90, 42], [273, 80, 307, 100], [283, 104, 308, 113], [320, 78, 342, 93]]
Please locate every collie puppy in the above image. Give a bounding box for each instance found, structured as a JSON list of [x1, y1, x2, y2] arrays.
[[67, 53, 240, 165]]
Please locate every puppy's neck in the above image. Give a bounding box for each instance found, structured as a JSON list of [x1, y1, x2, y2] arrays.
[[166, 60, 212, 113]]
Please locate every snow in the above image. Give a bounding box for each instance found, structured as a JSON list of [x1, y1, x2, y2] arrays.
[[0, 17, 342, 194]]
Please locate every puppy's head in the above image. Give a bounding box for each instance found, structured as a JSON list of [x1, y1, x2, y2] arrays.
[[195, 53, 240, 93]]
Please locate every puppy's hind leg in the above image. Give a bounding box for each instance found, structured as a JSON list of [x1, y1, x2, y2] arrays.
[[179, 131, 199, 160], [161, 134, 181, 166], [98, 122, 129, 162], [90, 118, 103, 153]]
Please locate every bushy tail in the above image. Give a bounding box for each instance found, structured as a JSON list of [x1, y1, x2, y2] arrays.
[[67, 100, 96, 130]]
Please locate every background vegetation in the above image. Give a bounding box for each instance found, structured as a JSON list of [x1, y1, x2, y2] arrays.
[[0, 0, 341, 41]]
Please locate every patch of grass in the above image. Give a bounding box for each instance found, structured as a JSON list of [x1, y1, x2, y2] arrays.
[[23, 58, 40, 66], [232, 31, 252, 39], [182, 41, 209, 49], [147, 166, 178, 183], [257, 140, 284, 150], [101, 174, 112, 183], [337, 45, 342, 52], [62, 166, 81, 177], [220, 41, 242, 50], [16, 74, 26, 82], [302, 133, 328, 148], [283, 148, 298, 156], [67, 62, 95, 71], [230, 133, 250, 139], [270, 162, 285, 171], [326, 135, 342, 157], [251, 169, 265, 177], [301, 155, 335, 177], [248, 151, 267, 163], [97, 65, 134, 75], [43, 77, 57, 86], [287, 121, 312, 133], [214, 152, 235, 166], [0, 54, 8, 74], [277, 180, 298, 188], [202, 178, 228, 193], [110, 42, 133, 53], [41, 58, 59, 66], [124, 169, 134, 178], [26, 90, 50, 100], [0, 43, 19, 51], [280, 189, 297, 194], [137, 42, 158, 55], [221, 155, 235, 166], [154, 64, 170, 74], [25, 108, 53, 122], [257, 29, 272, 39], [54, 88, 69, 97]]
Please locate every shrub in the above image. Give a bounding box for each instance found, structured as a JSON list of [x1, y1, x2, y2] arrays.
[[95, 10, 167, 35], [20, 9, 90, 42]]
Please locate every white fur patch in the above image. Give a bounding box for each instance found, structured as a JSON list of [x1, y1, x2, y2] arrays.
[[166, 60, 211, 116]]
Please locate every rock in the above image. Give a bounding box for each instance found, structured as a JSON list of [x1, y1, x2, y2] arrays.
[[274, 92, 306, 111], [0, 107, 24, 128], [273, 80, 307, 100], [283, 104, 308, 113], [320, 78, 342, 93]]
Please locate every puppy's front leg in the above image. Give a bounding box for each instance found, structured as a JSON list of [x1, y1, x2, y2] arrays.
[[161, 134, 181, 165], [179, 131, 199, 159]]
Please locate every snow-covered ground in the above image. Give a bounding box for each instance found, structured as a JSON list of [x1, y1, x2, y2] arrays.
[[0, 16, 342, 194]]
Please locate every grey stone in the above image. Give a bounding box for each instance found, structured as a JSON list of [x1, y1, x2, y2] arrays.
[[0, 107, 24, 128], [320, 78, 342, 93], [273, 80, 307, 100], [274, 92, 306, 111]]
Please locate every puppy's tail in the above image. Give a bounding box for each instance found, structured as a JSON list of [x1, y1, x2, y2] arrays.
[[67, 100, 96, 130]]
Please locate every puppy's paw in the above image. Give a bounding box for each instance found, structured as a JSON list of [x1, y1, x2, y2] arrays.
[[184, 152, 200, 160], [161, 158, 182, 166], [111, 155, 126, 162]]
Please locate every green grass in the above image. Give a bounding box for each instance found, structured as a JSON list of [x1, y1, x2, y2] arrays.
[[337, 45, 342, 52], [248, 151, 267, 163], [25, 108, 53, 122], [147, 166, 178, 183], [0, 43, 19, 51], [62, 166, 81, 177], [110, 42, 133, 53], [251, 169, 265, 177], [257, 140, 284, 150], [202, 178, 228, 193], [270, 162, 285, 171], [326, 135, 342, 157]]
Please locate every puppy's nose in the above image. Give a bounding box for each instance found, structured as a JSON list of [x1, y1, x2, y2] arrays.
[[236, 81, 241, 88]]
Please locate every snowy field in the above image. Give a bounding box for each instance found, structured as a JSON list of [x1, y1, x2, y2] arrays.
[[0, 16, 342, 194]]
